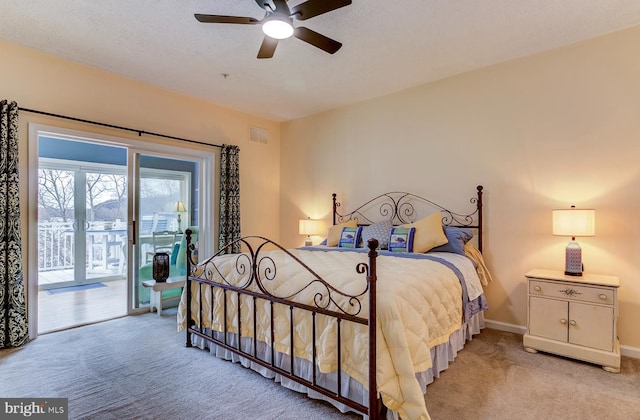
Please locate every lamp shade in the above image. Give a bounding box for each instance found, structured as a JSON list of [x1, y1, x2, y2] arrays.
[[552, 208, 595, 237], [175, 201, 187, 212], [299, 219, 319, 236]]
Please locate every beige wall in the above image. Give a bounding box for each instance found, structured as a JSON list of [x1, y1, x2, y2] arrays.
[[0, 39, 281, 294], [4, 23, 639, 350], [281, 26, 640, 349]]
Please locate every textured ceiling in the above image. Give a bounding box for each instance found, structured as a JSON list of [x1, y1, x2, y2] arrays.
[[1, 1, 640, 121]]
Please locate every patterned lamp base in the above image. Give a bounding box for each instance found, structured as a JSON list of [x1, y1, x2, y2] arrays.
[[153, 253, 170, 282], [565, 240, 583, 276]]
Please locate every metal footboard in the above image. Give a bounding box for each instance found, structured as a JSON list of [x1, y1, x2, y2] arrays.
[[184, 233, 380, 419]]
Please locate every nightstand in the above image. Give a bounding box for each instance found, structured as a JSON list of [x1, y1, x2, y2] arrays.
[[523, 269, 620, 373]]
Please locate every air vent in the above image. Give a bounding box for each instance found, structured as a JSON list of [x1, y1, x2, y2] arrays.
[[249, 126, 268, 144]]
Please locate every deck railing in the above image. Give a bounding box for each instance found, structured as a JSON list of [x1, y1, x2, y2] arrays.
[[39, 222, 74, 272], [38, 221, 127, 273]]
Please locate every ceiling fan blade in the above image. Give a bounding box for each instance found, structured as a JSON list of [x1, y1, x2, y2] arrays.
[[294, 27, 342, 54], [254, 0, 276, 12], [194, 14, 261, 24], [257, 36, 279, 59], [290, 0, 352, 21]]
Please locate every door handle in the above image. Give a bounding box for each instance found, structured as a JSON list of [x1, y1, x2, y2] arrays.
[[131, 220, 137, 245]]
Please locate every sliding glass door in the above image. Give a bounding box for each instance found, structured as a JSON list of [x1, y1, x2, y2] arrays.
[[29, 124, 213, 336], [37, 138, 128, 332], [38, 139, 129, 289], [129, 151, 200, 310]]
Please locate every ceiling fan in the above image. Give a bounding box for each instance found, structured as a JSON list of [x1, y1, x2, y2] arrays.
[[195, 0, 352, 59]]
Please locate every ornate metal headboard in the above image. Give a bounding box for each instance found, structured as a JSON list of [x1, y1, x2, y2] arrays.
[[332, 185, 484, 252]]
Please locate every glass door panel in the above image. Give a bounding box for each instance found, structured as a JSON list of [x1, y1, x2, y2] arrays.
[[131, 152, 199, 310], [38, 167, 79, 290], [37, 136, 128, 333], [85, 171, 128, 281]]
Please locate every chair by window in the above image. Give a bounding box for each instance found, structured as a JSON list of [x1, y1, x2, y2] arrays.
[[139, 216, 154, 235], [152, 212, 178, 233], [146, 231, 177, 263], [138, 226, 199, 305]]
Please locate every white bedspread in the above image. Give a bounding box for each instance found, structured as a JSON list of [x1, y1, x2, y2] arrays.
[[178, 248, 484, 420]]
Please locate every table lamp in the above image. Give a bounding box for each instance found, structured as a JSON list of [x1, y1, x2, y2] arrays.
[[299, 218, 319, 247], [175, 200, 187, 233], [552, 206, 595, 276]]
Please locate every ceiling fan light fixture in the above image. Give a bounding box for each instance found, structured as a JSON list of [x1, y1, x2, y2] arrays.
[[262, 19, 294, 39]]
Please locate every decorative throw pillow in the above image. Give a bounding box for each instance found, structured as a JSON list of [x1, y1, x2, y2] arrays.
[[360, 219, 393, 249], [388, 227, 416, 253], [430, 226, 474, 255], [170, 242, 180, 265], [403, 211, 448, 253], [338, 226, 363, 248], [326, 220, 358, 247]]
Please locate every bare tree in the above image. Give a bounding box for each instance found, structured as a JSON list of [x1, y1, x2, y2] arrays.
[[104, 173, 127, 217], [86, 173, 107, 222], [38, 169, 74, 221]]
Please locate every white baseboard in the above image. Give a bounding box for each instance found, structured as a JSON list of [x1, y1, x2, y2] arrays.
[[484, 318, 640, 360], [620, 344, 640, 359], [484, 318, 526, 335]]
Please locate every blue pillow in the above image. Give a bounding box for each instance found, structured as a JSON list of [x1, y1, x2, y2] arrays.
[[430, 226, 473, 255], [388, 227, 416, 253], [360, 219, 393, 249], [170, 242, 180, 265], [338, 226, 363, 248]]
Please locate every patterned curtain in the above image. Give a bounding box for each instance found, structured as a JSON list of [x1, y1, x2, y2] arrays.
[[0, 100, 28, 348], [218, 144, 241, 254]]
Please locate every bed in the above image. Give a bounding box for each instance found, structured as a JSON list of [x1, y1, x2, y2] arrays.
[[178, 186, 490, 419]]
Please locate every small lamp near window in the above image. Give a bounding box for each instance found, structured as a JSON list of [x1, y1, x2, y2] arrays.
[[299, 218, 319, 247], [552, 206, 595, 276], [175, 201, 187, 233]]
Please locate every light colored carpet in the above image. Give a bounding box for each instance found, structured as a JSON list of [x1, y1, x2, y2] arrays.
[[0, 311, 358, 420], [425, 328, 640, 420], [1, 313, 638, 419]]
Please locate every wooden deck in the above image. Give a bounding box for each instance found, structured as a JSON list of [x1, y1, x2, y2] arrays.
[[38, 279, 128, 334], [39, 268, 125, 289]]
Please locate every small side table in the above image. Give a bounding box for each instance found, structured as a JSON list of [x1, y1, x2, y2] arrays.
[[142, 277, 185, 316], [523, 269, 620, 372]]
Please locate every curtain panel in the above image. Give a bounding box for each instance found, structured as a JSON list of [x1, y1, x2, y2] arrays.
[[0, 100, 28, 348], [218, 144, 241, 254]]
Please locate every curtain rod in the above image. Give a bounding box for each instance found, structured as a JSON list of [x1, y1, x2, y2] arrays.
[[18, 107, 223, 149]]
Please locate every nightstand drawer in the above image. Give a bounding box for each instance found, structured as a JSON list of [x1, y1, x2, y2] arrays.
[[529, 280, 614, 305]]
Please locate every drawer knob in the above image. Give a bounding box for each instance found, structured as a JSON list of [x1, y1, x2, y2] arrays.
[[560, 319, 567, 325], [534, 286, 542, 292], [569, 320, 577, 326], [599, 294, 607, 301]]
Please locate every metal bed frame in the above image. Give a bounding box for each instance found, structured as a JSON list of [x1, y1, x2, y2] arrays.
[[184, 185, 484, 419]]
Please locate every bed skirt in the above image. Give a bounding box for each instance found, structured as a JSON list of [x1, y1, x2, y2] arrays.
[[189, 311, 485, 418]]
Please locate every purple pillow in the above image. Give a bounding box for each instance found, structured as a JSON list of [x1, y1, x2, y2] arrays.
[[429, 226, 473, 255]]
